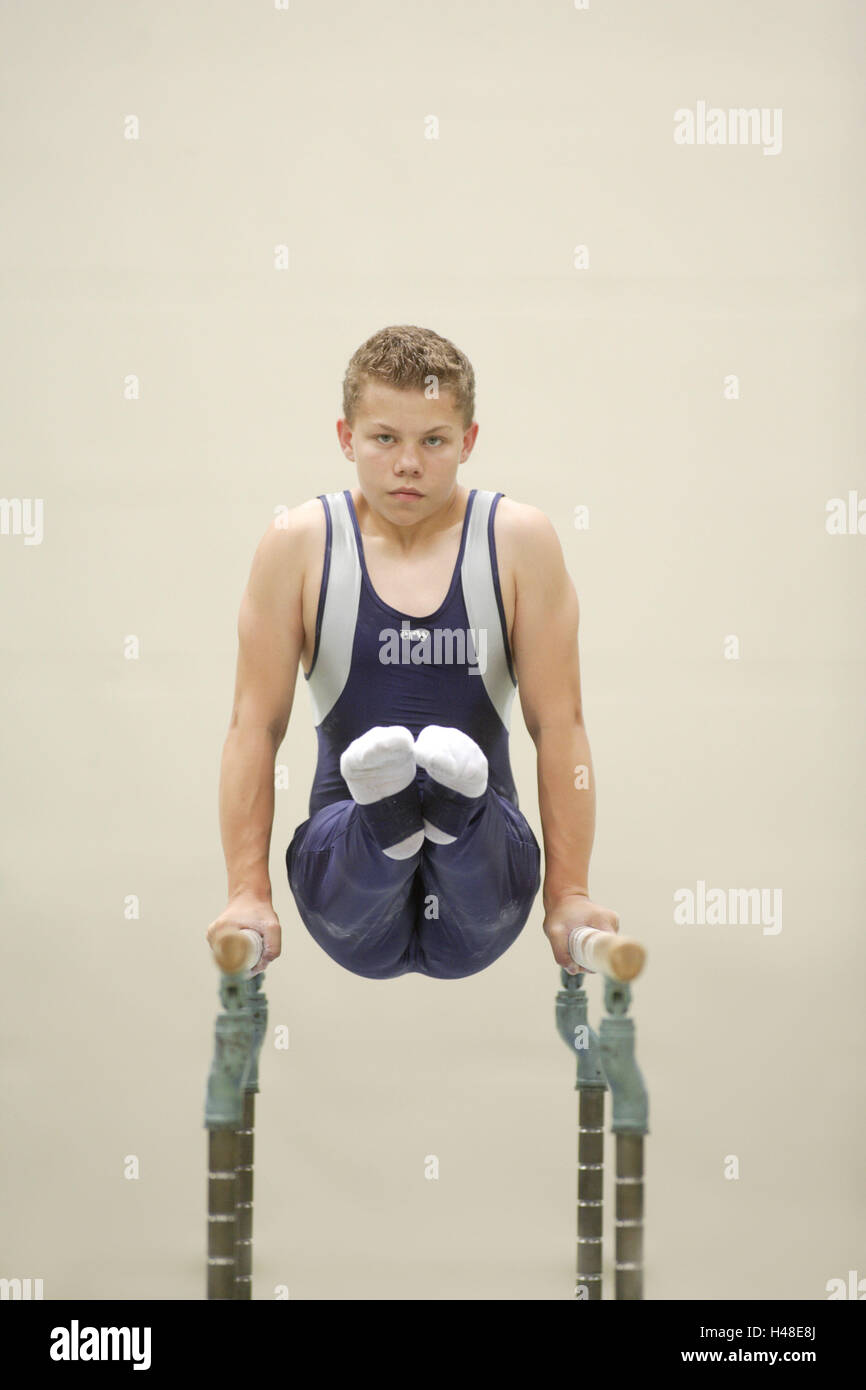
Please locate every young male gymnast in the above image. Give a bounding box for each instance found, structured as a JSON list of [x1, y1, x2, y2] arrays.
[[206, 324, 620, 980]]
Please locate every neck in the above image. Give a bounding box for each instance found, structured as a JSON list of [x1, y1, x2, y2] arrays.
[[352, 483, 467, 551]]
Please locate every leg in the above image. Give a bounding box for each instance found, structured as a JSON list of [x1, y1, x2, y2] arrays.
[[286, 798, 422, 979], [414, 781, 541, 980], [287, 726, 428, 979], [409, 725, 541, 979]]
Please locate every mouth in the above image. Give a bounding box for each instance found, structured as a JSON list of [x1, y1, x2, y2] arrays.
[[389, 488, 423, 497]]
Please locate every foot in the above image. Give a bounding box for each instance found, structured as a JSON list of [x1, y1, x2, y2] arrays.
[[413, 725, 488, 843], [340, 726, 424, 859]]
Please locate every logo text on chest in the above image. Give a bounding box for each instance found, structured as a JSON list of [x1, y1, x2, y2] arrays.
[[378, 621, 487, 675]]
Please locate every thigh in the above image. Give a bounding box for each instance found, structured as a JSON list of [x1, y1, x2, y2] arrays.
[[413, 792, 541, 979], [286, 800, 420, 979]]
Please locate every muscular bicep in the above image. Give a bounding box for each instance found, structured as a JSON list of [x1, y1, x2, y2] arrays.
[[229, 517, 307, 745], [511, 512, 583, 738]]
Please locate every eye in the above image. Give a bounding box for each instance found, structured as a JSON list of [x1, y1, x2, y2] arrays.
[[376, 434, 394, 443], [425, 436, 443, 446]]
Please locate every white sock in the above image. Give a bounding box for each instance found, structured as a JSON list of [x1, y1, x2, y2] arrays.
[[413, 725, 488, 843], [339, 726, 424, 859]]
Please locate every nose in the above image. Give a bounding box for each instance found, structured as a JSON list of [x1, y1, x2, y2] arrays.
[[394, 455, 422, 475]]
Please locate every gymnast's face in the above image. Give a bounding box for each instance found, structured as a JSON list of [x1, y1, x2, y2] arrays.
[[337, 380, 479, 523]]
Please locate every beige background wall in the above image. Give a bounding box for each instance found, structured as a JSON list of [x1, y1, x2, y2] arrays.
[[1, 0, 863, 1300]]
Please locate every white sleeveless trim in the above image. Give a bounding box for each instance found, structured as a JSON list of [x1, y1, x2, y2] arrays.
[[305, 491, 361, 726], [460, 490, 516, 730]]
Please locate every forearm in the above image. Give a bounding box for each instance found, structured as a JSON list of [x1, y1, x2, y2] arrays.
[[533, 721, 596, 912], [219, 721, 279, 902]]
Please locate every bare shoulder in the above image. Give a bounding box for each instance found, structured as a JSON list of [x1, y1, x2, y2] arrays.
[[494, 496, 566, 568], [258, 497, 324, 547], [240, 500, 325, 639], [251, 497, 324, 565]]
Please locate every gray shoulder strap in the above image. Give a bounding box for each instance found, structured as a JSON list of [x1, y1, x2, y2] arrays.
[[460, 490, 517, 730], [306, 491, 361, 726]]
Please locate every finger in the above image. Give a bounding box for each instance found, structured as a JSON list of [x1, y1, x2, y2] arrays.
[[551, 941, 594, 975], [587, 912, 619, 935], [260, 922, 281, 961], [248, 923, 281, 976]]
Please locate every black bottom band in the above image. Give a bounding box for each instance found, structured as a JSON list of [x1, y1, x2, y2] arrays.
[[356, 778, 424, 848]]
